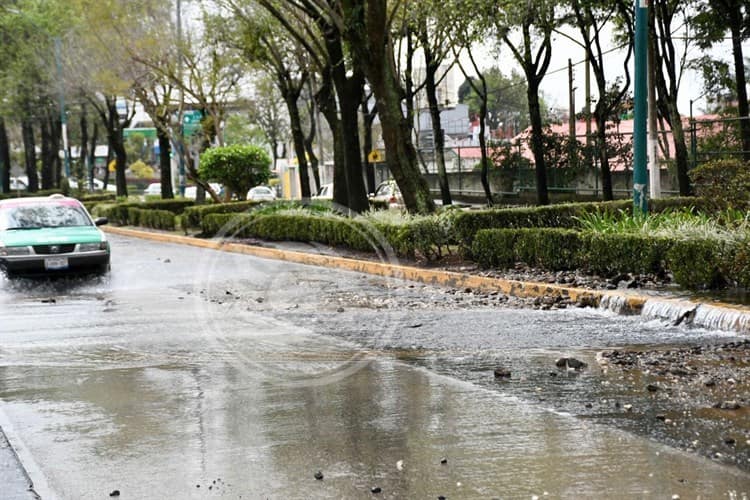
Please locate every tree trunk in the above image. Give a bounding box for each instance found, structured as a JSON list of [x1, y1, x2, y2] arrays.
[[157, 124, 174, 199], [361, 99, 377, 194], [420, 26, 451, 206], [80, 107, 89, 191], [40, 117, 54, 190], [0, 117, 10, 193], [51, 117, 62, 187], [88, 122, 98, 190], [425, 72, 451, 205], [345, 0, 434, 214], [667, 99, 691, 195], [596, 113, 613, 200], [285, 93, 311, 199], [479, 97, 493, 206], [652, 1, 690, 195], [112, 134, 128, 198], [527, 81, 549, 205], [728, 6, 750, 161], [317, 70, 347, 207], [325, 31, 369, 213], [22, 119, 39, 192]]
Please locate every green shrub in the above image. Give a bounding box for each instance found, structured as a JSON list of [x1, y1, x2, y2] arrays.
[[471, 229, 522, 268], [455, 200, 631, 251], [198, 145, 271, 198], [183, 201, 262, 230], [584, 233, 672, 276], [690, 159, 750, 210], [513, 228, 585, 270], [472, 228, 673, 277], [138, 209, 176, 230], [666, 238, 731, 289], [137, 199, 195, 214], [730, 238, 750, 289], [455, 197, 713, 254]]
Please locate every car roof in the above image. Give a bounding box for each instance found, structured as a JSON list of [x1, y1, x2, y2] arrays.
[[0, 195, 82, 207]]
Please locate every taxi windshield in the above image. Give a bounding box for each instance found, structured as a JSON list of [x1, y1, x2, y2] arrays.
[[0, 202, 92, 230]]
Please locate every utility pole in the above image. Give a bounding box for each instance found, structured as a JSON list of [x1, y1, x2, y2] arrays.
[[176, 0, 186, 197], [55, 37, 71, 179], [568, 59, 578, 170], [585, 29, 592, 167], [647, 7, 661, 199], [633, 0, 649, 214]]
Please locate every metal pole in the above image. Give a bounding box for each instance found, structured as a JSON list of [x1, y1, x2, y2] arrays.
[[647, 9, 661, 199], [176, 0, 186, 197], [55, 37, 71, 179], [633, 0, 649, 215]]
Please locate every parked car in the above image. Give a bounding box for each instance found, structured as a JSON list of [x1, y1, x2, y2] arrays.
[[182, 183, 222, 200], [247, 186, 276, 202], [143, 182, 162, 196], [368, 180, 403, 209], [9, 177, 28, 191], [0, 194, 110, 277], [312, 183, 333, 200], [68, 178, 117, 192]]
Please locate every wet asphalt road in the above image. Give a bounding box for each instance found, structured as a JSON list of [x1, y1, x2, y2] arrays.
[[1, 234, 750, 499]]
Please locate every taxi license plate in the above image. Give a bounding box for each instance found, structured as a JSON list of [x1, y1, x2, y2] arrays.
[[44, 257, 69, 270]]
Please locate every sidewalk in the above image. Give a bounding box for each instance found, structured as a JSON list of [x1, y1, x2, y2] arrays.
[[0, 429, 38, 500]]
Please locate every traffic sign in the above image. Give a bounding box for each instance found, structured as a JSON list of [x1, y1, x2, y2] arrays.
[[183, 110, 202, 137]]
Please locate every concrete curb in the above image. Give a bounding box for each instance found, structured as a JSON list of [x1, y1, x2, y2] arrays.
[[103, 225, 750, 332]]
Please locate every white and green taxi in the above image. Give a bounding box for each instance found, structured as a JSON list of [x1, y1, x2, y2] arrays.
[[0, 195, 110, 277]]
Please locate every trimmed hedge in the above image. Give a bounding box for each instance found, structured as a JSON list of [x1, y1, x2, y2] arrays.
[[455, 200, 630, 249], [472, 228, 586, 270], [200, 211, 456, 261], [126, 208, 176, 230], [94, 199, 195, 225], [454, 197, 712, 252], [182, 201, 262, 230], [201, 213, 375, 251], [585, 233, 672, 276], [472, 226, 749, 290], [665, 238, 730, 289]]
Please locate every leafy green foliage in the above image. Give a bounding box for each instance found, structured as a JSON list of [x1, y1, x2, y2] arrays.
[[666, 238, 730, 290], [460, 68, 530, 131], [126, 208, 176, 230], [198, 145, 271, 198], [689, 159, 750, 210]]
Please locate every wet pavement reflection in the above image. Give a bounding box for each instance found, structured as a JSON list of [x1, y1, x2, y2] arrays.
[[0, 234, 748, 499]]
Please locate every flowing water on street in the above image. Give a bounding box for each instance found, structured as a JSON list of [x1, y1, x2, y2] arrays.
[[0, 234, 748, 499]]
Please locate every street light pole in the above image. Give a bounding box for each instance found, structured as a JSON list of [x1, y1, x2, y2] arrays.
[[632, 0, 649, 215], [54, 37, 71, 179]]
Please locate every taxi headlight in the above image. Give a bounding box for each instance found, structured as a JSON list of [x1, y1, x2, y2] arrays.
[[78, 242, 108, 252], [0, 246, 31, 256]]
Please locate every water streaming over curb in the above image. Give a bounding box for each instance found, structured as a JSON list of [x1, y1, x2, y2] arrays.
[[635, 298, 750, 333]]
